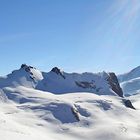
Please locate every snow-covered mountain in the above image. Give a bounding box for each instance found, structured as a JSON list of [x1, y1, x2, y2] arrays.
[[118, 66, 140, 96], [0, 64, 123, 97], [0, 64, 139, 140]]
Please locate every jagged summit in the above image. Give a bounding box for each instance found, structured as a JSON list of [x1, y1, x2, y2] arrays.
[[51, 67, 61, 74], [20, 64, 36, 80], [51, 67, 65, 79], [20, 64, 36, 71]]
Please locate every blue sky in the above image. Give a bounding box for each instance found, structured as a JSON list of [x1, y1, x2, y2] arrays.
[[0, 0, 140, 75]]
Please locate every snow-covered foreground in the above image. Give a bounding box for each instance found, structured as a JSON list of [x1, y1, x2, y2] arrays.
[[0, 86, 140, 140]]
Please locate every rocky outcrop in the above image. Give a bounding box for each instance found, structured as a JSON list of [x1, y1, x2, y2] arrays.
[[123, 99, 135, 110], [51, 67, 65, 79], [71, 107, 80, 121], [20, 64, 36, 81], [107, 72, 123, 97], [75, 81, 96, 89], [21, 64, 35, 72], [107, 73, 136, 110]]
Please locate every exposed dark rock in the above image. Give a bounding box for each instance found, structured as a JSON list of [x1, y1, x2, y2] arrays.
[[51, 67, 65, 79], [25, 67, 31, 72], [123, 99, 135, 110], [21, 64, 27, 69], [75, 81, 96, 89], [21, 64, 36, 73], [30, 76, 35, 81], [51, 67, 61, 74], [21, 64, 35, 71], [20, 64, 36, 82], [30, 72, 33, 75], [71, 107, 80, 121], [28, 66, 35, 69], [21, 64, 31, 72], [107, 72, 123, 97]]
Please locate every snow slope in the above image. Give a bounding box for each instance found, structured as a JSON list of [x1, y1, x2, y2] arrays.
[[118, 66, 140, 96], [119, 66, 140, 83], [1, 86, 140, 140]]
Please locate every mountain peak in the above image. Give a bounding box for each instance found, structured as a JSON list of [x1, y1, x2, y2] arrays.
[[51, 67, 65, 79], [20, 64, 36, 71], [51, 67, 61, 74]]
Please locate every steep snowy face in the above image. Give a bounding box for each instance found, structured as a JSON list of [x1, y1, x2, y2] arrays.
[[118, 66, 140, 96]]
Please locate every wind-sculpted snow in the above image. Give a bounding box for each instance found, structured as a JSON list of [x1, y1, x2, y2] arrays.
[[0, 64, 139, 140], [0, 87, 140, 140]]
